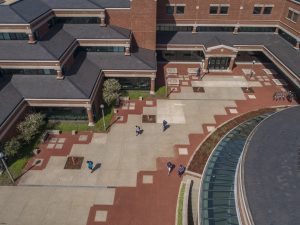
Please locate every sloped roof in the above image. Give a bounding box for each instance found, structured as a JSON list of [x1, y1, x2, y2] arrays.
[[0, 5, 27, 24], [40, 0, 100, 9], [88, 0, 130, 8], [10, 0, 51, 23], [0, 76, 23, 126]]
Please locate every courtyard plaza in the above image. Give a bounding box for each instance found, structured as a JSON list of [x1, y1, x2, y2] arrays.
[[0, 64, 298, 225]]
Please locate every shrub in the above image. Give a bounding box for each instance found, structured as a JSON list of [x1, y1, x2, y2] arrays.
[[17, 113, 45, 143], [103, 79, 121, 106], [4, 137, 21, 158]]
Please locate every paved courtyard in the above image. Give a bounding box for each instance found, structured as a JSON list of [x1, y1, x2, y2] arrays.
[[0, 66, 298, 225]]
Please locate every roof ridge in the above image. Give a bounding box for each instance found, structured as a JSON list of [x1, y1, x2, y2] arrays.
[[66, 58, 101, 98], [87, 0, 104, 9], [131, 50, 154, 70], [110, 25, 130, 39], [9, 3, 28, 22]]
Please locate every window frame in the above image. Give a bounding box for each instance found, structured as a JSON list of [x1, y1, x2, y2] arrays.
[[287, 8, 299, 23], [263, 6, 273, 15], [209, 5, 219, 15], [220, 5, 229, 15], [166, 5, 175, 15], [253, 5, 263, 15], [176, 5, 185, 14]]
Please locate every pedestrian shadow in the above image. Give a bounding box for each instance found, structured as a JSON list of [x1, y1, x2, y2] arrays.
[[91, 163, 101, 173], [106, 116, 121, 131]]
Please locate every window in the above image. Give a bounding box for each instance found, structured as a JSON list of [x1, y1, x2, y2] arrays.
[[239, 27, 276, 32], [157, 25, 192, 32], [253, 6, 262, 14], [166, 6, 174, 15], [220, 5, 229, 14], [210, 5, 218, 14], [197, 26, 234, 32], [287, 9, 299, 22], [263, 6, 273, 15], [166, 5, 185, 15], [176, 6, 185, 14]]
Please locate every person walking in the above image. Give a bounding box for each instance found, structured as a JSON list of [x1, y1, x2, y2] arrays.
[[87, 160, 94, 172], [136, 126, 141, 136], [162, 120, 169, 132], [178, 164, 186, 177], [167, 161, 174, 175]]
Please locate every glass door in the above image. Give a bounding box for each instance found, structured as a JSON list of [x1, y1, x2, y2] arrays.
[[208, 57, 230, 70]]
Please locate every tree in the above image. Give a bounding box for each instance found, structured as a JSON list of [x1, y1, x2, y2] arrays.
[[103, 79, 121, 106], [4, 137, 21, 158], [17, 113, 45, 143]]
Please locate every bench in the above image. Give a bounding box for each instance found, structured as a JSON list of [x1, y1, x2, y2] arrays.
[[41, 131, 49, 143]]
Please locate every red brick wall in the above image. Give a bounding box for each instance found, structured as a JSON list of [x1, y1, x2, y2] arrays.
[[280, 1, 300, 37], [106, 9, 131, 29], [131, 0, 157, 50], [157, 0, 300, 36]]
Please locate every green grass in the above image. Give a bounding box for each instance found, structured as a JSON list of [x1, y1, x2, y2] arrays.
[[155, 86, 167, 98], [47, 105, 114, 132], [120, 86, 167, 100], [177, 183, 186, 225]]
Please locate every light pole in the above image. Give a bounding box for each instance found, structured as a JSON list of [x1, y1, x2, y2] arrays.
[[0, 152, 14, 184], [100, 104, 106, 131], [250, 60, 256, 78]]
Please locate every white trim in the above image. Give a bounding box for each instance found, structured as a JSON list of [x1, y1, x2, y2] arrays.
[[288, 7, 300, 14], [105, 8, 130, 10], [206, 44, 238, 52], [53, 9, 104, 12]]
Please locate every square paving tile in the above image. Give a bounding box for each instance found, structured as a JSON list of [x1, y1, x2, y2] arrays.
[[33, 158, 43, 166], [206, 126, 216, 132], [178, 148, 188, 155], [264, 78, 270, 81], [49, 138, 58, 143], [146, 100, 153, 106], [142, 175, 153, 184], [47, 143, 55, 149], [181, 81, 189, 86], [229, 108, 238, 114], [94, 211, 107, 222], [79, 135, 88, 142], [58, 138, 66, 143], [263, 76, 268, 79], [55, 144, 63, 149], [248, 94, 256, 99], [264, 82, 271, 86]]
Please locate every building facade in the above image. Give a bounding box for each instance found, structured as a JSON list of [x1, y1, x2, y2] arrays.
[[0, 0, 300, 141]]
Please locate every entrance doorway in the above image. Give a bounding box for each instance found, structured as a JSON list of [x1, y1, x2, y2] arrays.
[[208, 57, 230, 70]]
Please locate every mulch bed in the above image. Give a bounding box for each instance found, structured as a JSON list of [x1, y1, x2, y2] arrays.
[[142, 115, 156, 123], [193, 87, 205, 93], [241, 87, 255, 93], [188, 108, 277, 174], [64, 156, 84, 169]]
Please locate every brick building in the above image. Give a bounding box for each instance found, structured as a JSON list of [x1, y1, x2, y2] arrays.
[[0, 0, 300, 141]]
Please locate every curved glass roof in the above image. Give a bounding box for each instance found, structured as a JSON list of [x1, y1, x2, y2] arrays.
[[200, 113, 273, 225]]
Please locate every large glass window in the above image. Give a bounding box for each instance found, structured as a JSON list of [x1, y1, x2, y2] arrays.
[[209, 5, 218, 14], [0, 33, 28, 40], [253, 6, 262, 14], [197, 26, 234, 32], [157, 50, 204, 62], [0, 68, 56, 76], [53, 17, 100, 24], [157, 25, 192, 32], [287, 9, 299, 22], [238, 27, 276, 32], [115, 77, 150, 90], [80, 46, 125, 52], [35, 107, 88, 120], [208, 57, 230, 70]]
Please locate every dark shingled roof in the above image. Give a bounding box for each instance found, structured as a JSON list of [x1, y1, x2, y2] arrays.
[[0, 40, 56, 60], [63, 24, 131, 39], [10, 0, 51, 23], [244, 106, 300, 225], [157, 31, 300, 77], [0, 6, 27, 24], [88, 0, 130, 8], [40, 0, 99, 9], [0, 76, 23, 126], [40, 25, 76, 59], [86, 48, 156, 70]]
